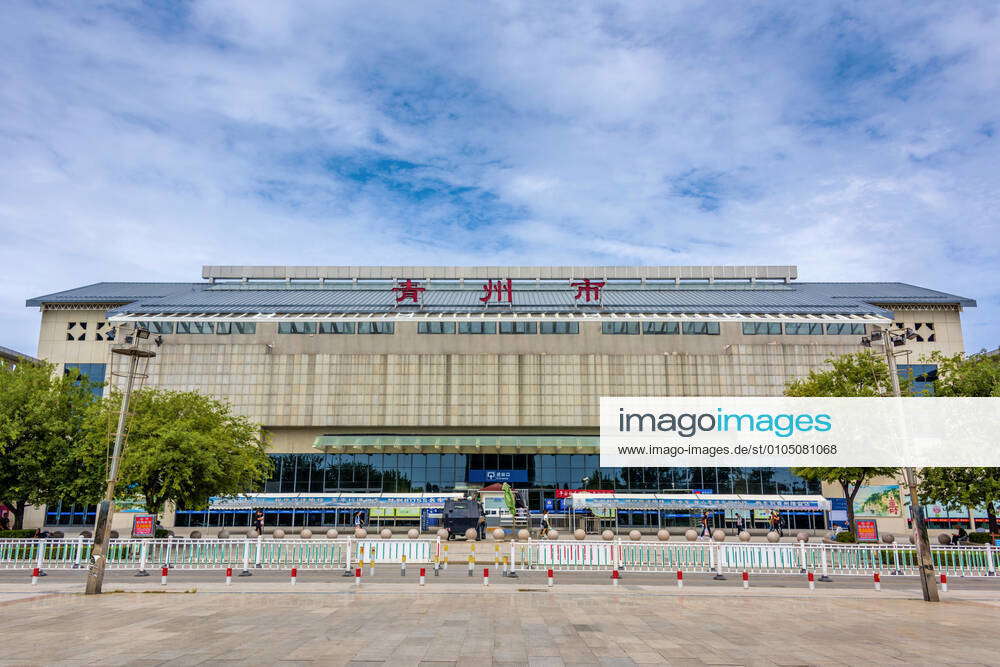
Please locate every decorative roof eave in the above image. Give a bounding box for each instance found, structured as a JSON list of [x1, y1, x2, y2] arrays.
[[107, 311, 892, 324]]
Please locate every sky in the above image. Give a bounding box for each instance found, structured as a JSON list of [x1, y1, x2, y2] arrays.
[[2, 1, 998, 355]]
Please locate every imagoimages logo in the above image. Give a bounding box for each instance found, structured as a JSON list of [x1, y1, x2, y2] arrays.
[[618, 407, 832, 438]]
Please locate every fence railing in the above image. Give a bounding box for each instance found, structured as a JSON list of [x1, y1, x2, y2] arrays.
[[510, 540, 1000, 578], [0, 537, 441, 572]]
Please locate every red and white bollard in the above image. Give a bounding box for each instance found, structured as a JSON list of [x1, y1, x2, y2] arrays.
[[354, 567, 361, 586], [483, 568, 490, 587], [676, 570, 684, 589], [807, 571, 815, 591], [742, 571, 749, 589], [226, 567, 232, 586], [419, 567, 426, 586], [161, 566, 168, 586], [290, 567, 297, 586], [31, 567, 39, 586], [940, 573, 948, 592], [547, 568, 554, 588], [873, 572, 881, 591], [612, 570, 620, 587]]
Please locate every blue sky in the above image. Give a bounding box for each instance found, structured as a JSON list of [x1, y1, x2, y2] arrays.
[[1, 1, 998, 354]]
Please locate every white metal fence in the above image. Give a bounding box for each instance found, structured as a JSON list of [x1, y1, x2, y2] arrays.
[[510, 540, 1000, 578], [0, 537, 440, 573]]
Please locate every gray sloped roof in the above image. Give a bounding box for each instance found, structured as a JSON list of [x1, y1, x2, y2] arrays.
[[27, 280, 976, 317]]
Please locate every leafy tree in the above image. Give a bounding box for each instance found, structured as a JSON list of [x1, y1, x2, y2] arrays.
[[71, 389, 272, 516], [0, 361, 97, 528], [792, 467, 900, 536], [919, 351, 1000, 533], [920, 467, 1000, 535], [786, 351, 900, 536]]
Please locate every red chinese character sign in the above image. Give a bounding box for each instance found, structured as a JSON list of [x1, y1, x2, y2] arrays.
[[855, 519, 879, 542], [132, 514, 156, 538], [480, 279, 513, 303], [392, 279, 426, 303], [571, 279, 605, 302]]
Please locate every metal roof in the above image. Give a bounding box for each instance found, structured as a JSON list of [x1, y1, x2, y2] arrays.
[[27, 280, 976, 317], [0, 345, 40, 364]]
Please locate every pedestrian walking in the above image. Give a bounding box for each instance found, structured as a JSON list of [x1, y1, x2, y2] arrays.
[[698, 511, 711, 540], [734, 512, 746, 535], [540, 510, 550, 539]]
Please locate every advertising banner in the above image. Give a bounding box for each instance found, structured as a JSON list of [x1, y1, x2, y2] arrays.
[[601, 397, 1000, 466], [855, 519, 879, 542], [131, 515, 156, 538], [854, 485, 902, 517]]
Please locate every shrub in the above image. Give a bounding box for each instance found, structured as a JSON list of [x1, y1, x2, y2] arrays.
[[968, 532, 993, 545], [0, 529, 37, 538], [154, 528, 170, 538], [834, 531, 857, 543]]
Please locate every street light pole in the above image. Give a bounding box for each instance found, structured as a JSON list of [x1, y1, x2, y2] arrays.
[[878, 329, 939, 603], [85, 331, 155, 596]]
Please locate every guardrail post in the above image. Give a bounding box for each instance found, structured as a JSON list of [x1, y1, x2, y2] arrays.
[[35, 539, 47, 577], [164, 536, 172, 568], [712, 542, 726, 580], [798, 540, 807, 574], [254, 535, 262, 569], [240, 538, 253, 577], [135, 540, 149, 577], [73, 535, 84, 569], [508, 541, 518, 578], [891, 542, 901, 576], [818, 545, 832, 582], [987, 545, 996, 577]]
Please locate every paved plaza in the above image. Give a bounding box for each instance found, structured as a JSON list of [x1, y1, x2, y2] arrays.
[[1, 578, 999, 666]]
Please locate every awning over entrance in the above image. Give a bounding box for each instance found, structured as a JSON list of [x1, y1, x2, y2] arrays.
[[312, 434, 599, 454], [569, 493, 831, 512], [210, 492, 464, 511]]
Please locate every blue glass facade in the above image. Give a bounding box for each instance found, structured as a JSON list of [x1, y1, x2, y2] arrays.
[[63, 363, 106, 396]]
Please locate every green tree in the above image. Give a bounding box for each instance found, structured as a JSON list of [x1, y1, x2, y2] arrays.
[[71, 389, 272, 516], [786, 351, 900, 536], [0, 361, 98, 528], [919, 351, 1000, 533]]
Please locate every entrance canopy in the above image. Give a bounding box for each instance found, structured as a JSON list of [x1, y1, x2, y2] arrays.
[[569, 493, 831, 512], [210, 492, 464, 511]]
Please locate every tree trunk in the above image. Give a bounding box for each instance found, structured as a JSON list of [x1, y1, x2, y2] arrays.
[[13, 500, 26, 530], [843, 481, 857, 536], [988, 502, 998, 536]]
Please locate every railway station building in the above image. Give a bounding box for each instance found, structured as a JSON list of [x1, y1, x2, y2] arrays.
[[24, 265, 976, 535]]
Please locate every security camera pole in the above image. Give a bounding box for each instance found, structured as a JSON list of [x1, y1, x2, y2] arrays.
[[85, 326, 156, 595], [876, 327, 939, 603]]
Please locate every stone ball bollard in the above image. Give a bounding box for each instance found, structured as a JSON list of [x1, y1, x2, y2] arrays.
[[189, 530, 202, 539], [797, 532, 810, 543], [766, 531, 780, 543], [109, 530, 119, 539], [217, 529, 230, 539], [299, 529, 312, 539], [627, 530, 641, 541], [881, 533, 894, 544], [407, 528, 420, 539], [437, 528, 450, 540], [657, 529, 671, 541], [353, 528, 366, 539], [602, 529, 615, 541], [51, 531, 65, 539], [937, 533, 951, 545], [81, 530, 93, 539], [739, 531, 751, 542], [465, 528, 478, 541], [712, 529, 727, 542], [547, 529, 560, 540], [574, 528, 586, 541], [326, 528, 339, 539], [493, 528, 505, 541], [273, 529, 285, 539], [685, 529, 698, 541], [517, 528, 530, 541], [380, 528, 393, 539]]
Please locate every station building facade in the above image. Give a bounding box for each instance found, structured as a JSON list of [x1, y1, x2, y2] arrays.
[[26, 265, 975, 534]]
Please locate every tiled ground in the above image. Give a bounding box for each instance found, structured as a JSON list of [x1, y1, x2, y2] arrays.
[[1, 589, 998, 666]]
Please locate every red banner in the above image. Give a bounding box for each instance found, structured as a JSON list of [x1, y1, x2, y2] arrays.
[[855, 519, 879, 542], [554, 489, 614, 499], [132, 514, 156, 538]]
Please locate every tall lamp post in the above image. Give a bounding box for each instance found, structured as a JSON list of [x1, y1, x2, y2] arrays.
[[862, 326, 939, 602], [85, 326, 156, 596]]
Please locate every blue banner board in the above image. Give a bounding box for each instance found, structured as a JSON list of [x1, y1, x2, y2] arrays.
[[468, 469, 529, 483]]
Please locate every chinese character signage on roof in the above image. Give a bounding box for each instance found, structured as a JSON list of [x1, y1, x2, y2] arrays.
[[571, 279, 605, 302], [480, 279, 513, 303], [392, 279, 426, 303]]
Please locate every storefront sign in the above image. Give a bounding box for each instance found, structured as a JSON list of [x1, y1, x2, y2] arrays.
[[468, 469, 528, 483], [131, 515, 156, 538], [554, 489, 614, 499], [855, 519, 879, 542]]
